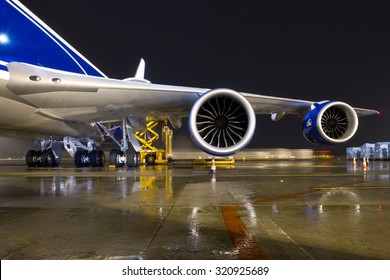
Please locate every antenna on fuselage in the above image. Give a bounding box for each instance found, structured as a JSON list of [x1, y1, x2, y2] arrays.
[[123, 58, 150, 83]]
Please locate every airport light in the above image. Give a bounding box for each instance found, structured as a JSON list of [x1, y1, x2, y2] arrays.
[[0, 33, 9, 44]]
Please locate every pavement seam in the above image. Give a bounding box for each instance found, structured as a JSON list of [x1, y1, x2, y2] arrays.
[[143, 172, 192, 258]]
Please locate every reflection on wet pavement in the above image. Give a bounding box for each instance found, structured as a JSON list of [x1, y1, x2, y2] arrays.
[[0, 159, 389, 259]]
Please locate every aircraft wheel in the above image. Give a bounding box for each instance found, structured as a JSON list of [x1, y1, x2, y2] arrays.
[[98, 150, 105, 167], [41, 149, 55, 167], [75, 150, 89, 167], [52, 157, 61, 167], [26, 150, 38, 167], [109, 149, 124, 168], [90, 150, 105, 167], [145, 153, 156, 165], [126, 151, 138, 167]]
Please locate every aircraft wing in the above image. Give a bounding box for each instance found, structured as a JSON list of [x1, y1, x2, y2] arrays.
[[5, 62, 378, 119], [241, 92, 378, 116]]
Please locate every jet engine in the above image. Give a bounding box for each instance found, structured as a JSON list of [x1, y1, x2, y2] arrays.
[[302, 101, 358, 145], [188, 88, 256, 156]]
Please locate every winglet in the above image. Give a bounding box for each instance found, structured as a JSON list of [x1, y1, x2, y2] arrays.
[[135, 58, 146, 80]]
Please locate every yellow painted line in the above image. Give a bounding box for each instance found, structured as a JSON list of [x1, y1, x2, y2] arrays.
[[220, 205, 269, 260]]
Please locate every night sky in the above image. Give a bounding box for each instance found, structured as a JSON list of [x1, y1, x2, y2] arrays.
[[5, 0, 390, 154]]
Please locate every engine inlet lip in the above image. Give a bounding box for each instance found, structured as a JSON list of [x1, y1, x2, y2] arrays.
[[189, 88, 256, 156], [317, 101, 358, 144]]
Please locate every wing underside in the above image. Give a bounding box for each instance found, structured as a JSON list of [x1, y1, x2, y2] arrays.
[[4, 62, 378, 130]]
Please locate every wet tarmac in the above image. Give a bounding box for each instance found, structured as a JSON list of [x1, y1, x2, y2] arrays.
[[0, 159, 389, 260]]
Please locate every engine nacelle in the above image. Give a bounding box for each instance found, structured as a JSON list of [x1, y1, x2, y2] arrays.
[[303, 101, 358, 145], [188, 88, 256, 156]]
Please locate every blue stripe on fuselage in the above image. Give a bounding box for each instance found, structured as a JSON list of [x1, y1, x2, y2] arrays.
[[0, 0, 106, 77], [0, 64, 7, 72]]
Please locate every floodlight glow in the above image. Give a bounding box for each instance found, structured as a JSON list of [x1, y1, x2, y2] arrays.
[[0, 34, 9, 44]]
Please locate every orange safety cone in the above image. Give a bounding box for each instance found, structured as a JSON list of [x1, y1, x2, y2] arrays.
[[209, 157, 216, 176], [352, 158, 357, 167], [362, 157, 367, 169]]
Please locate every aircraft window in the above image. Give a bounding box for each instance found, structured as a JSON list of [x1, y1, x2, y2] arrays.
[[52, 78, 61, 84]]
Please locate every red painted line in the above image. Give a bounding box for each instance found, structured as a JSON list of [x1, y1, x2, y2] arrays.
[[220, 205, 269, 260], [221, 189, 321, 259]]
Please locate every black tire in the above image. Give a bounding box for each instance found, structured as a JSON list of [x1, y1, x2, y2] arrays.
[[52, 157, 60, 167], [41, 149, 54, 167], [90, 150, 105, 167], [98, 150, 105, 167], [126, 150, 137, 167], [109, 149, 118, 165], [26, 150, 38, 167], [109, 149, 124, 167], [74, 150, 82, 167], [75, 150, 89, 167], [145, 153, 156, 165], [35, 150, 42, 167]]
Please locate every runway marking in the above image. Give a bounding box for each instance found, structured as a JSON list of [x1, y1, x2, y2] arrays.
[[220, 205, 269, 260], [221, 190, 320, 259]]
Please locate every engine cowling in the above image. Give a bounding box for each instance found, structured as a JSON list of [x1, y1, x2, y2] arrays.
[[303, 101, 358, 145], [188, 88, 256, 156]]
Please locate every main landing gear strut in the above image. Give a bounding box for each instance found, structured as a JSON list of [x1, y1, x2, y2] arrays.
[[25, 116, 170, 168], [95, 117, 142, 168], [25, 138, 105, 167], [25, 139, 62, 167], [63, 137, 105, 167]]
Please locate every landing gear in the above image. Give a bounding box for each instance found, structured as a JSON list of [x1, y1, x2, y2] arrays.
[[73, 150, 105, 167], [74, 151, 89, 167], [107, 149, 141, 168], [41, 149, 59, 167], [25, 115, 171, 168], [126, 150, 141, 167], [97, 117, 143, 168], [25, 150, 40, 167], [64, 137, 105, 167], [89, 150, 105, 167], [109, 149, 125, 168], [25, 148, 60, 167], [25, 139, 62, 167]]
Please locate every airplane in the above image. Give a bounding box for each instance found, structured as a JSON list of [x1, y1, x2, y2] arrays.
[[0, 0, 379, 168]]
